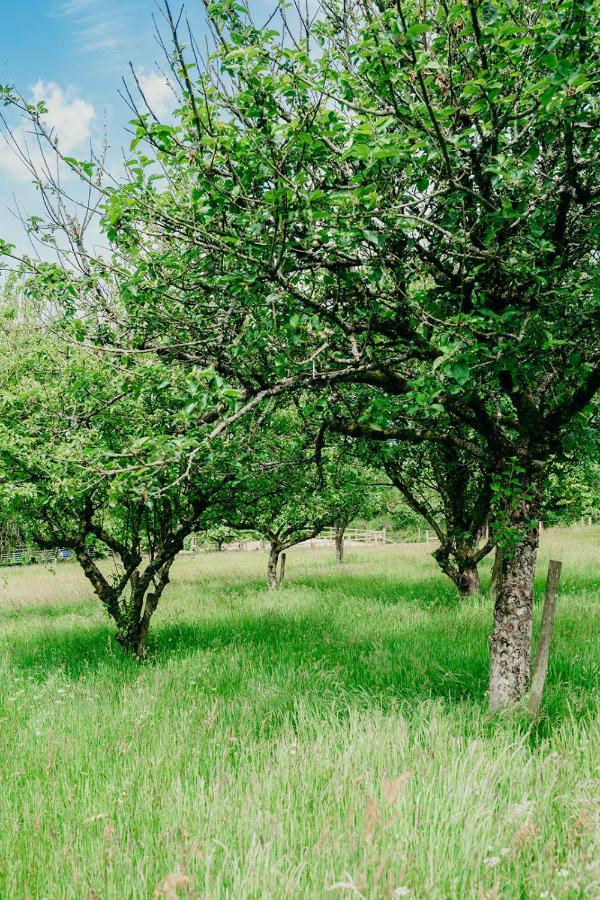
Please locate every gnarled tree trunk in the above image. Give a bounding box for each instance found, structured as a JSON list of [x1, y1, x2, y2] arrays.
[[489, 486, 541, 711], [115, 560, 175, 658], [433, 542, 486, 598], [76, 548, 177, 658], [458, 564, 481, 596]]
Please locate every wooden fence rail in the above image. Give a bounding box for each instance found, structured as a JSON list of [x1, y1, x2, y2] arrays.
[[182, 528, 388, 554], [319, 528, 387, 544], [0, 547, 74, 567]]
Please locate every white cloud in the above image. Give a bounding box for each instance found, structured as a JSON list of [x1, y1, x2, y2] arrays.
[[136, 70, 175, 119], [31, 81, 95, 152], [74, 21, 120, 53], [0, 81, 95, 182], [52, 0, 96, 14]]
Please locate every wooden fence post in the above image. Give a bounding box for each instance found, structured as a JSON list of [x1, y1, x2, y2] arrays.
[[528, 560, 562, 716], [488, 547, 503, 600], [277, 553, 287, 588]]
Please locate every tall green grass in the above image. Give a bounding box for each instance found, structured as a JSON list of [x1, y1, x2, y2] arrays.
[[0, 529, 598, 898]]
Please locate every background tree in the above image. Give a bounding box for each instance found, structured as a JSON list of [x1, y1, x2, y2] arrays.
[[326, 390, 495, 591], [383, 440, 493, 596], [205, 405, 379, 589], [543, 423, 600, 525], [0, 312, 243, 656], [205, 524, 238, 552]]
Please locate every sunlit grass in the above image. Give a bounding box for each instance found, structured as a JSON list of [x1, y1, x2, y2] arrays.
[[0, 529, 598, 898]]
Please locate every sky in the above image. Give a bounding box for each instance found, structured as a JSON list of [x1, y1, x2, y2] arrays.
[[0, 0, 209, 255]]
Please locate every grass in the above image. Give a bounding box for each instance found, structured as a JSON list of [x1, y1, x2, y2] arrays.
[[0, 528, 598, 899]]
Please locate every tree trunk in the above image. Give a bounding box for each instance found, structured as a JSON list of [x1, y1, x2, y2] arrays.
[[113, 560, 174, 658], [433, 543, 482, 597], [116, 617, 144, 657], [267, 543, 280, 592], [489, 489, 541, 712], [335, 519, 346, 564], [458, 565, 481, 596], [116, 584, 168, 658]]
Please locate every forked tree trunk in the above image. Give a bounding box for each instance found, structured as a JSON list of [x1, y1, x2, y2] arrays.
[[116, 559, 174, 658], [489, 488, 541, 711], [335, 519, 346, 564], [433, 543, 483, 597], [76, 549, 175, 658]]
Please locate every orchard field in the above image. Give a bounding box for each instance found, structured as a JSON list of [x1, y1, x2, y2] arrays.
[[1, 528, 598, 899]]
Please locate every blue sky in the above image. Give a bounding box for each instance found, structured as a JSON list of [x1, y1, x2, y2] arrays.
[[0, 0, 209, 252]]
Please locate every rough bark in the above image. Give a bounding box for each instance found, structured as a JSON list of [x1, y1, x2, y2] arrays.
[[115, 560, 174, 658], [489, 488, 541, 711], [267, 542, 281, 592]]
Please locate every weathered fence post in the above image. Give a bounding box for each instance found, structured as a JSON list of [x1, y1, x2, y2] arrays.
[[528, 559, 562, 716], [488, 547, 503, 600], [277, 553, 287, 588]]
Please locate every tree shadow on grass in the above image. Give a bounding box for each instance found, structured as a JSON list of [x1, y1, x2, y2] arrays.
[[1, 624, 139, 682], [6, 601, 595, 729], [288, 571, 462, 608], [157, 612, 490, 703], [4, 600, 485, 697], [0, 598, 97, 623]]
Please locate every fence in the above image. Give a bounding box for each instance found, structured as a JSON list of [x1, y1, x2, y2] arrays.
[[182, 528, 387, 554], [318, 527, 387, 544], [0, 547, 74, 567]]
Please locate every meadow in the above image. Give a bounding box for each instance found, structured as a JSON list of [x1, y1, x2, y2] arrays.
[[0, 529, 598, 899]]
